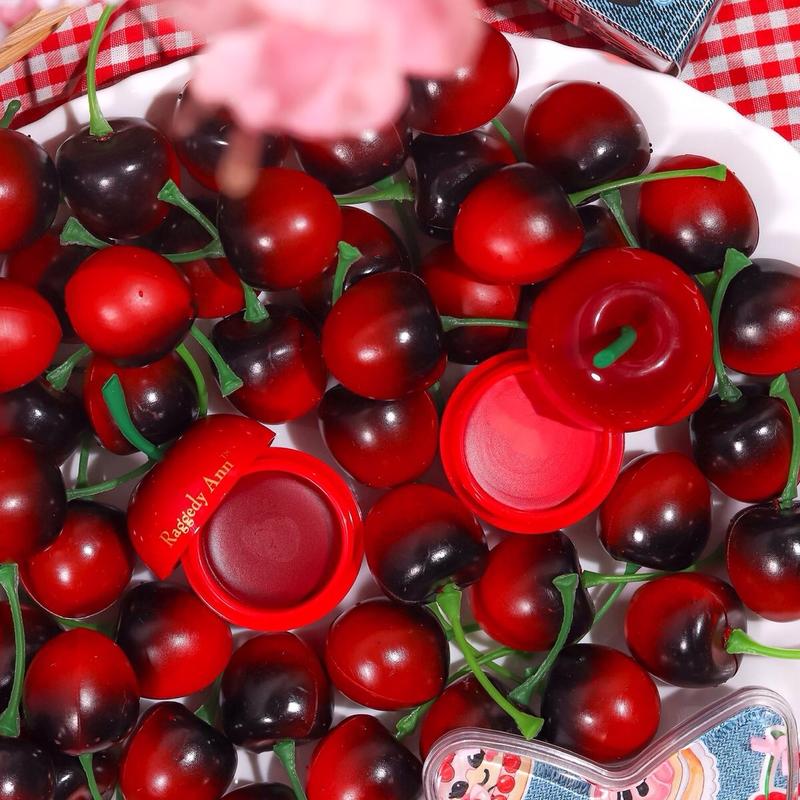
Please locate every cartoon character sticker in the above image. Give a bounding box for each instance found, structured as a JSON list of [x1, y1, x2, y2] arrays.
[[437, 748, 533, 800]]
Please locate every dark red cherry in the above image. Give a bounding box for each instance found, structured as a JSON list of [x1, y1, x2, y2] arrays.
[[407, 24, 518, 136], [577, 204, 628, 253], [453, 163, 583, 285], [56, 118, 181, 240], [718, 259, 800, 376], [22, 501, 134, 619], [218, 167, 342, 290], [0, 437, 66, 563], [116, 581, 232, 700], [65, 246, 196, 366], [637, 154, 758, 274], [83, 353, 199, 455], [0, 737, 55, 800], [24, 628, 140, 754], [318, 385, 438, 488], [598, 452, 711, 570], [421, 244, 520, 364], [0, 379, 88, 464], [50, 748, 118, 800], [322, 271, 446, 400], [409, 131, 514, 239], [418, 674, 517, 760], [469, 532, 593, 653], [212, 306, 326, 424], [523, 82, 650, 192], [365, 484, 487, 604], [541, 643, 660, 762], [120, 702, 237, 800], [307, 715, 421, 800], [690, 385, 793, 503], [625, 573, 745, 686], [325, 598, 449, 710], [220, 633, 331, 751], [224, 786, 294, 800]]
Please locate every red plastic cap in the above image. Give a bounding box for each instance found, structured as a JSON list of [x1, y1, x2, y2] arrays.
[[440, 350, 623, 533]]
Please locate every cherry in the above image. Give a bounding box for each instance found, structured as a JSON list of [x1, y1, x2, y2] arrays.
[[624, 573, 746, 686], [637, 155, 758, 274], [120, 702, 237, 800], [116, 581, 232, 700], [83, 352, 199, 455], [469, 532, 593, 652], [0, 737, 55, 800], [0, 278, 62, 393], [224, 786, 295, 800], [22, 500, 133, 620], [365, 484, 488, 604], [598, 452, 711, 570], [523, 82, 650, 192], [407, 24, 518, 136], [307, 715, 421, 800], [24, 628, 140, 754], [322, 271, 446, 399], [0, 437, 66, 563], [418, 674, 517, 760], [325, 598, 449, 710], [577, 205, 629, 253], [50, 748, 118, 800], [409, 131, 514, 238], [212, 306, 327, 424], [218, 167, 342, 290], [421, 244, 521, 364], [453, 163, 584, 284], [541, 643, 661, 763], [65, 246, 196, 367], [318, 385, 438, 488], [0, 379, 88, 464]]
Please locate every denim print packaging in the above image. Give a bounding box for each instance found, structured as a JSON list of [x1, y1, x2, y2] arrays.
[[424, 689, 798, 800]]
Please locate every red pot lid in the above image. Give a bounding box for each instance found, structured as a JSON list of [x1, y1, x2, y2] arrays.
[[440, 350, 624, 533]]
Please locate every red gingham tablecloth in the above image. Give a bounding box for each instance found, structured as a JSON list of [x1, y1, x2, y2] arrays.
[[0, 0, 798, 146]]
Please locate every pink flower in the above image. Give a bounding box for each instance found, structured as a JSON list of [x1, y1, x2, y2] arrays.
[[751, 732, 790, 776], [163, 0, 483, 139]]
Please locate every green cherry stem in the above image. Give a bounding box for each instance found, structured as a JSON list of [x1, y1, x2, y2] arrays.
[[79, 753, 105, 800], [158, 180, 218, 240], [695, 270, 720, 291], [242, 284, 268, 324], [175, 343, 208, 418], [195, 675, 222, 725], [0, 564, 24, 737], [490, 117, 524, 162], [600, 189, 639, 247], [161, 241, 226, 263], [66, 460, 154, 501], [47, 344, 92, 391], [592, 325, 637, 369], [0, 100, 21, 129], [374, 176, 421, 267], [336, 181, 415, 206], [568, 164, 727, 206], [274, 740, 309, 800], [86, 4, 117, 138], [440, 316, 527, 332], [189, 325, 244, 396], [769, 374, 800, 509], [507, 573, 578, 706], [437, 584, 543, 739], [101, 375, 164, 461], [60, 217, 110, 250], [331, 241, 364, 305], [590, 562, 640, 625], [726, 628, 800, 659], [76, 432, 92, 489]]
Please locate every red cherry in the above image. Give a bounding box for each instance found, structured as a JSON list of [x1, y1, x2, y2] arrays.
[[65, 246, 196, 367], [0, 278, 62, 393], [407, 24, 519, 136], [496, 775, 516, 794], [439, 763, 455, 782], [503, 753, 522, 773]]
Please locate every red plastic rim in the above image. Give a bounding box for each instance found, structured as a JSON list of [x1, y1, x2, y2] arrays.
[[182, 447, 363, 630], [440, 350, 624, 533]]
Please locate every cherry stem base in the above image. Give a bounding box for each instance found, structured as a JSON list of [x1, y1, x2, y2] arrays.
[[600, 188, 639, 247], [375, 175, 422, 266], [274, 740, 309, 800], [331, 241, 364, 305], [60, 217, 110, 250], [336, 181, 414, 205], [0, 564, 23, 737], [79, 753, 105, 800], [176, 343, 208, 417], [440, 315, 527, 332], [726, 628, 800, 659], [770, 374, 800, 509], [47, 344, 91, 391], [101, 375, 164, 461], [189, 325, 244, 396]]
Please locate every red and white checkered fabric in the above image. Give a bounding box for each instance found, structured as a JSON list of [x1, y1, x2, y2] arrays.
[[0, 0, 798, 146]]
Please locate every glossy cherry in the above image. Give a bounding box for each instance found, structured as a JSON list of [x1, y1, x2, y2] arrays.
[[116, 581, 232, 699], [523, 82, 650, 192], [469, 532, 593, 652], [453, 163, 584, 284], [325, 598, 449, 710], [421, 244, 521, 364], [409, 131, 515, 238], [322, 271, 446, 399], [0, 379, 88, 464], [24, 628, 140, 754], [365, 484, 487, 604], [577, 204, 629, 253], [625, 573, 746, 686], [541, 643, 661, 763], [65, 246, 196, 366], [637, 155, 758, 274], [50, 748, 118, 800], [598, 452, 711, 570], [318, 385, 438, 488], [407, 24, 518, 136], [224, 786, 295, 800], [0, 737, 55, 800], [120, 702, 236, 800], [83, 352, 199, 455], [218, 167, 342, 290], [212, 306, 327, 423], [0, 278, 62, 393], [0, 437, 66, 563], [307, 715, 421, 800]]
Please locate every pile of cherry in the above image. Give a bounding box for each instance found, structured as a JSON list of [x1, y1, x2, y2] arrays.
[[1, 12, 800, 800]]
